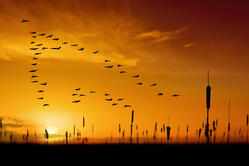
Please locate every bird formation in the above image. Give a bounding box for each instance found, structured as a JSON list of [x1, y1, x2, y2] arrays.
[[23, 18, 180, 110]]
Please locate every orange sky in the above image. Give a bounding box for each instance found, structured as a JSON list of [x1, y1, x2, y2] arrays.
[[0, 0, 249, 142]]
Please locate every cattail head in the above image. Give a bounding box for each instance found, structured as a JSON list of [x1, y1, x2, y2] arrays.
[[216, 119, 219, 127], [186, 125, 189, 133], [228, 122, 231, 132], [131, 110, 134, 123], [83, 117, 85, 128], [45, 129, 49, 139], [119, 124, 121, 133], [136, 124, 138, 130], [155, 122, 157, 131], [247, 115, 248, 126], [163, 124, 165, 132], [0, 119, 2, 128]]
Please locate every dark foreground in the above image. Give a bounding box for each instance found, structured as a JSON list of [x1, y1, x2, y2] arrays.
[[1, 144, 249, 161]]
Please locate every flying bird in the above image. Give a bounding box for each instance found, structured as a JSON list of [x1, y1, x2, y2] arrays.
[[104, 60, 110, 62], [105, 65, 113, 68], [38, 90, 44, 92], [137, 82, 143, 85], [40, 82, 47, 85], [72, 94, 78, 96], [117, 98, 124, 101], [31, 80, 38, 83], [34, 53, 41, 55], [150, 83, 157, 86], [43, 104, 49, 107], [157, 92, 163, 96], [53, 38, 59, 41], [112, 103, 118, 106], [33, 57, 38, 60], [78, 48, 84, 51], [21, 19, 29, 23], [117, 64, 123, 67], [124, 105, 132, 108], [29, 70, 37, 72], [172, 94, 180, 97], [35, 43, 43, 46], [32, 36, 36, 38], [42, 47, 48, 50], [31, 63, 37, 66], [75, 88, 81, 91], [105, 98, 113, 101], [93, 51, 99, 54], [90, 91, 96, 93], [30, 42, 35, 44], [79, 94, 86, 97], [38, 33, 46, 36], [72, 100, 81, 103], [105, 93, 110, 96], [30, 32, 36, 34], [71, 44, 78, 46], [62, 42, 68, 44], [31, 75, 38, 78], [46, 35, 53, 38], [30, 48, 38, 50], [51, 47, 61, 50], [120, 71, 126, 74], [132, 75, 140, 78], [37, 97, 43, 100]]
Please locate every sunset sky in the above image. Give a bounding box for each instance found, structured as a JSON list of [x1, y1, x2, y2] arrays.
[[0, 0, 249, 141]]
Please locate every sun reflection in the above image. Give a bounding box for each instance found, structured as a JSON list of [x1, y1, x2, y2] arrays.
[[46, 127, 58, 134]]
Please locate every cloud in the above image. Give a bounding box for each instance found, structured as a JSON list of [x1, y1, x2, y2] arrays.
[[135, 27, 187, 43], [183, 43, 193, 48]]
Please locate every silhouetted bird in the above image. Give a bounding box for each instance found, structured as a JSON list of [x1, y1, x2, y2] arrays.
[[42, 47, 48, 50], [62, 42, 68, 44], [30, 32, 36, 34], [34, 53, 41, 55], [112, 103, 118, 106], [31, 63, 37, 66], [150, 83, 157, 86], [157, 92, 163, 96], [120, 71, 126, 73], [72, 100, 81, 103], [51, 47, 61, 50], [71, 44, 78, 46], [90, 91, 96, 93], [124, 105, 132, 107], [105, 93, 110, 96], [137, 82, 143, 85], [46, 35, 53, 38], [31, 80, 38, 83], [38, 33, 46, 36], [38, 90, 44, 92], [132, 75, 140, 78], [43, 104, 49, 107], [30, 48, 38, 50], [117, 64, 123, 67], [37, 97, 43, 100], [33, 57, 38, 60], [40, 82, 47, 85], [93, 51, 99, 54], [53, 38, 59, 41], [79, 94, 86, 97], [72, 94, 78, 96], [35, 43, 43, 46], [75, 88, 80, 91], [21, 19, 29, 23], [104, 60, 110, 62], [29, 69, 37, 72], [172, 94, 180, 97], [31, 75, 38, 78], [105, 65, 113, 68], [117, 98, 124, 101], [105, 98, 112, 101], [30, 42, 35, 44], [78, 48, 84, 51]]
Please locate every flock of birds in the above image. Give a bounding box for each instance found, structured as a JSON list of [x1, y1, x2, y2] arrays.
[[23, 19, 180, 109]]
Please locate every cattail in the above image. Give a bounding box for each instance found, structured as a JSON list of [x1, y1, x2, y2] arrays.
[[131, 110, 134, 123], [73, 125, 75, 135], [166, 126, 171, 142], [0, 119, 2, 128], [163, 124, 165, 132], [45, 129, 49, 139], [119, 124, 121, 133], [65, 131, 68, 144], [247, 115, 248, 126], [83, 117, 85, 128]]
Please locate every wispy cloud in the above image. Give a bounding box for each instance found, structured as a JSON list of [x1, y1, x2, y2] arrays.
[[135, 27, 187, 43], [183, 43, 193, 48]]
